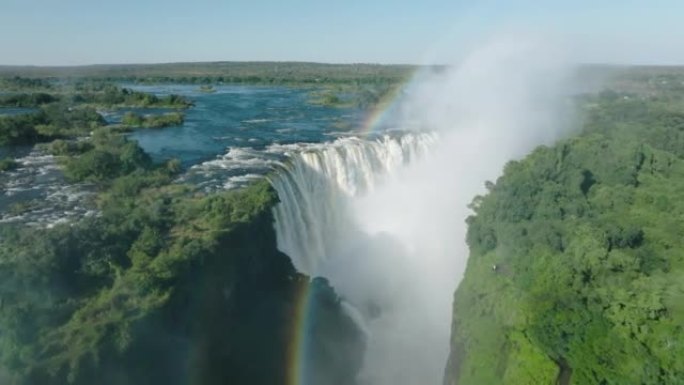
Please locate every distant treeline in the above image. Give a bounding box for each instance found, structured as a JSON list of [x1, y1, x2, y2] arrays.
[[5, 62, 684, 97], [0, 62, 418, 86]]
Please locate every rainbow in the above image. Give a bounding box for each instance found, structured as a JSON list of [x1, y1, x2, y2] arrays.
[[286, 279, 314, 385], [284, 68, 422, 385], [357, 68, 428, 138]]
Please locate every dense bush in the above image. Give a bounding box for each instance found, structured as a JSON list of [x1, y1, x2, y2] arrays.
[[0, 157, 18, 171], [61, 130, 152, 182], [38, 139, 93, 156], [69, 83, 190, 108], [122, 111, 184, 128], [0, 105, 105, 146], [0, 111, 49, 145]]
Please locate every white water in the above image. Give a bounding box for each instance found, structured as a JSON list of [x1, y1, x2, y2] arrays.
[[270, 37, 574, 385], [0, 150, 97, 227], [270, 133, 436, 275], [270, 132, 449, 384]]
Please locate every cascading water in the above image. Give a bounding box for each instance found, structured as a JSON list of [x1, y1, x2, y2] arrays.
[[270, 133, 436, 275], [270, 131, 442, 384], [269, 36, 574, 385]]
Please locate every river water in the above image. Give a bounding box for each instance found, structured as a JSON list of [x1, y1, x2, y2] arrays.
[[0, 84, 369, 225]]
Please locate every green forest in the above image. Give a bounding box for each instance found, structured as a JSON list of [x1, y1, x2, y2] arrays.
[[445, 85, 684, 384]]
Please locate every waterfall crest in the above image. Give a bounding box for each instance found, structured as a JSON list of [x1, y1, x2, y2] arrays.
[[269, 132, 436, 275]]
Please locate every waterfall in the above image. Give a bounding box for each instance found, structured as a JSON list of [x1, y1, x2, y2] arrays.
[[269, 131, 453, 385], [267, 37, 574, 385], [269, 132, 436, 275]]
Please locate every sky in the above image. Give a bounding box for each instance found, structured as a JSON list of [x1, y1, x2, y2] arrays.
[[1, 0, 683, 66]]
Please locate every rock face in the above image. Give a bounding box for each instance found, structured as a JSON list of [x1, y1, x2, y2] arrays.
[[444, 94, 684, 384]]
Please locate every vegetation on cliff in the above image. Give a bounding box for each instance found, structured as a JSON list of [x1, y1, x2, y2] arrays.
[[446, 90, 684, 384], [0, 70, 374, 385], [0, 120, 363, 385]]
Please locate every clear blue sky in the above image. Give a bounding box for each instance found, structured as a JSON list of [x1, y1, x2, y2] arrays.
[[1, 0, 683, 65]]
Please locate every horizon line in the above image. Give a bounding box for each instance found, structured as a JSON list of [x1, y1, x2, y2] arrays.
[[0, 60, 683, 70]]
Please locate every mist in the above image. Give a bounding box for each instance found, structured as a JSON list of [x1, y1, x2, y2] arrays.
[[323, 36, 575, 385], [271, 35, 577, 385]]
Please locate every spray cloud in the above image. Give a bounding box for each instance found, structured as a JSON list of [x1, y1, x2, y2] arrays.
[[272, 34, 577, 385]]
